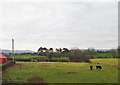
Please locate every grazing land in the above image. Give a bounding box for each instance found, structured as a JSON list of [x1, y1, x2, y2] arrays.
[[2, 58, 119, 83], [12, 51, 118, 61], [13, 54, 48, 59], [95, 52, 118, 58]]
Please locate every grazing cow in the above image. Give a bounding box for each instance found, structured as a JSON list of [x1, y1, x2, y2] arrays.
[[96, 66, 102, 70], [90, 65, 93, 70]]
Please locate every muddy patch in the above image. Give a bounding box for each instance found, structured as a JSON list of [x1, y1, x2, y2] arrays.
[[27, 77, 48, 85]]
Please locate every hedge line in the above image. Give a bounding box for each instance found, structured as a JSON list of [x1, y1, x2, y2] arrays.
[[15, 58, 69, 62]]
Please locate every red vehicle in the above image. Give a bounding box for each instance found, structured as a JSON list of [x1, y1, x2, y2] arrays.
[[0, 54, 7, 64]]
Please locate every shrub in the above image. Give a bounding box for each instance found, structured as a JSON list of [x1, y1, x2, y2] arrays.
[[69, 49, 90, 62]]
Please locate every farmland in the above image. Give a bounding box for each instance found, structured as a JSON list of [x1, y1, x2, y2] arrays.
[[12, 51, 118, 61], [2, 58, 119, 83], [95, 52, 118, 58]]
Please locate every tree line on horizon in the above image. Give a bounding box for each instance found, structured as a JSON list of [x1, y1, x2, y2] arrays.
[[2, 46, 119, 62], [37, 47, 98, 62], [37, 46, 119, 62]]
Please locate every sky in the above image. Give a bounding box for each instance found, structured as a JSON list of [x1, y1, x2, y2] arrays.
[[0, 0, 118, 51]]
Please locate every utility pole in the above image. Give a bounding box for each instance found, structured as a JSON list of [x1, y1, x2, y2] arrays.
[[12, 39, 14, 62]]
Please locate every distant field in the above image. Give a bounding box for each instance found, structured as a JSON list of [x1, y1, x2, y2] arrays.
[[2, 58, 119, 83], [13, 52, 118, 61], [13, 54, 69, 61], [91, 58, 119, 67], [13, 54, 48, 59], [96, 52, 118, 58]]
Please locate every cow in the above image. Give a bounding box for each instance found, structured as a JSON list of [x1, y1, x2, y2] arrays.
[[96, 66, 102, 70], [90, 65, 93, 70]]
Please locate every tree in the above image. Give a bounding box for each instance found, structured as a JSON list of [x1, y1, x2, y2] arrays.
[[55, 48, 62, 53], [87, 47, 96, 59], [43, 47, 48, 52], [49, 48, 53, 53], [110, 49, 117, 58], [48, 52, 54, 62], [63, 48, 69, 52], [59, 48, 62, 53], [37, 47, 43, 55], [69, 49, 90, 62]]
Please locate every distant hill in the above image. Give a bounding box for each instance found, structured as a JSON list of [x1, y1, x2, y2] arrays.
[[0, 49, 35, 54]]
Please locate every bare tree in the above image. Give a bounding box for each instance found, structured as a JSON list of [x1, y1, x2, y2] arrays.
[[69, 49, 90, 62], [87, 47, 96, 59]]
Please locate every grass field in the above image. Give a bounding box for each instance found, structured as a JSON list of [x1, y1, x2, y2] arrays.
[[2, 58, 119, 83], [13, 54, 69, 61], [13, 54, 48, 59], [13, 51, 118, 60], [96, 52, 118, 58]]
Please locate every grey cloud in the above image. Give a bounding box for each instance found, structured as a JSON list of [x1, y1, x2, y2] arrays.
[[1, 2, 118, 51]]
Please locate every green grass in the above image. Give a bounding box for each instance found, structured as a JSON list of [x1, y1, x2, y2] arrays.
[[13, 52, 118, 61], [96, 52, 118, 58], [2, 58, 119, 83], [91, 58, 118, 67], [13, 54, 69, 61], [13, 54, 48, 59]]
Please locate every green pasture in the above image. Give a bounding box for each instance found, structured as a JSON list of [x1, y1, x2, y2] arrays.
[[2, 58, 119, 83], [13, 54, 69, 61], [13, 51, 118, 61], [13, 54, 47, 59], [96, 52, 118, 58]]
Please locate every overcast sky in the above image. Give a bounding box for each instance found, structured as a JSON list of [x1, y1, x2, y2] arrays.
[[0, 0, 118, 51]]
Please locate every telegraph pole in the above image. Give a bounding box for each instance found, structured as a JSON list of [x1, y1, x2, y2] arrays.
[[12, 39, 14, 62]]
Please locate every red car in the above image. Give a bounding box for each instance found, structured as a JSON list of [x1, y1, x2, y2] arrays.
[[0, 54, 7, 64]]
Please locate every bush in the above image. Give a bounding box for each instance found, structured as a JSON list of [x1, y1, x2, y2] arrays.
[[69, 49, 90, 62]]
